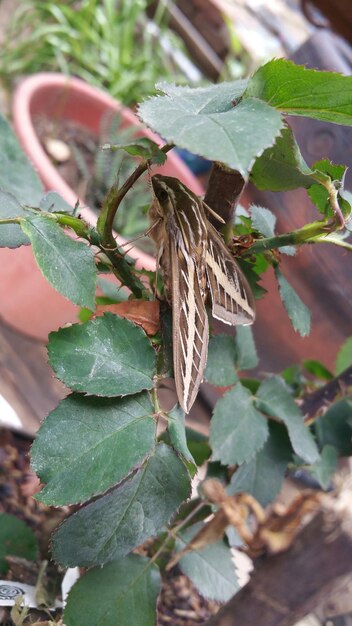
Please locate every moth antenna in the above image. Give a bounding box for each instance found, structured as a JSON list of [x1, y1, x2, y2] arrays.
[[202, 200, 225, 224]]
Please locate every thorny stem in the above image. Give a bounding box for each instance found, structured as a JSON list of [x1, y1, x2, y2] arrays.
[[0, 213, 148, 299], [97, 143, 174, 248], [88, 228, 148, 299], [150, 385, 170, 423], [245, 218, 336, 256], [147, 500, 208, 567], [321, 178, 346, 229]]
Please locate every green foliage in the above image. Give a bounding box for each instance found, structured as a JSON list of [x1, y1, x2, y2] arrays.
[[48, 313, 156, 396], [0, 190, 30, 248], [210, 383, 269, 465], [205, 334, 238, 386], [31, 392, 156, 505], [256, 376, 319, 463], [176, 523, 239, 602], [52, 444, 191, 567], [21, 215, 97, 309], [314, 399, 352, 457], [0, 0, 187, 105], [85, 117, 153, 244], [275, 268, 311, 337], [0, 59, 351, 623], [64, 554, 161, 626], [0, 514, 38, 573], [167, 404, 196, 469], [235, 326, 259, 370], [139, 81, 283, 176], [335, 337, 352, 374], [245, 59, 352, 125], [308, 445, 338, 490], [251, 125, 317, 191], [0, 115, 43, 247], [228, 423, 292, 506], [303, 360, 333, 381], [0, 115, 43, 205]]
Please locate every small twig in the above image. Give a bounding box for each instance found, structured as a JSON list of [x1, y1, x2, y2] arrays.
[[322, 179, 346, 229], [147, 500, 208, 568], [300, 365, 352, 422]]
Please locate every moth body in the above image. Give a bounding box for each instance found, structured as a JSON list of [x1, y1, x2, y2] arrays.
[[149, 174, 255, 413]]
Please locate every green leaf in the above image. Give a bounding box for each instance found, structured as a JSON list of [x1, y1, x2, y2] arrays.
[[185, 428, 211, 466], [256, 376, 319, 463], [250, 205, 276, 237], [205, 334, 238, 386], [21, 215, 97, 309], [31, 392, 156, 506], [307, 184, 330, 216], [335, 337, 352, 374], [314, 399, 352, 457], [303, 360, 333, 381], [308, 445, 338, 490], [307, 161, 346, 218], [64, 555, 160, 626], [245, 59, 352, 126], [0, 113, 43, 205], [250, 204, 295, 256], [40, 191, 76, 214], [0, 189, 29, 247], [0, 514, 38, 574], [105, 137, 167, 165], [138, 81, 283, 177], [228, 423, 292, 506], [251, 125, 317, 191], [52, 444, 190, 567], [235, 325, 258, 370], [177, 523, 239, 602], [48, 313, 156, 396], [97, 277, 129, 302], [167, 404, 196, 469], [275, 268, 311, 337], [210, 383, 269, 466]]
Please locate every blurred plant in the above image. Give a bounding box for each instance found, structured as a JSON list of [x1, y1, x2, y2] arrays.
[[74, 114, 152, 246], [0, 0, 187, 105]]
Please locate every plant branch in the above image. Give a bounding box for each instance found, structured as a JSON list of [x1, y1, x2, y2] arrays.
[[97, 143, 174, 247], [0, 217, 21, 225], [88, 228, 148, 299], [203, 492, 352, 626], [204, 163, 245, 225], [300, 365, 352, 422], [244, 219, 335, 256], [148, 500, 207, 568], [321, 178, 345, 228]]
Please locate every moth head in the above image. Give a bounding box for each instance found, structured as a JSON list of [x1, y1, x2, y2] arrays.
[[151, 175, 175, 216]]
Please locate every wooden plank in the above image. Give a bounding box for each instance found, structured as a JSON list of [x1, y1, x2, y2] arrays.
[[0, 317, 66, 436]]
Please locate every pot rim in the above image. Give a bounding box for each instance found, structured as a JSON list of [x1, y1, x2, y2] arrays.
[[12, 72, 204, 270]]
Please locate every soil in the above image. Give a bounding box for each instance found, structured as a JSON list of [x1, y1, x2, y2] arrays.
[[0, 428, 220, 625]]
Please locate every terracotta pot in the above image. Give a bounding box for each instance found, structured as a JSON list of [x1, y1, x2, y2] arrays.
[[3, 73, 203, 341]]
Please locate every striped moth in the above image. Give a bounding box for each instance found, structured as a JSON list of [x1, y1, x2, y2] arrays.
[[149, 175, 255, 413]]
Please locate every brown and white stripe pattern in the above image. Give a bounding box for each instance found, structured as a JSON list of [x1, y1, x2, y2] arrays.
[[149, 175, 255, 413]]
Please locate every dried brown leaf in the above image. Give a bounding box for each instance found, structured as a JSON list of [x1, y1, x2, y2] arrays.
[[95, 300, 160, 335]]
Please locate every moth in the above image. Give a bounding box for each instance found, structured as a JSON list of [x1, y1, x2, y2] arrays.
[[149, 174, 255, 413]]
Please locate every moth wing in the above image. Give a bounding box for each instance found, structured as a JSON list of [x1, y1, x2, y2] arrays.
[[170, 234, 209, 414], [206, 222, 255, 326]]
